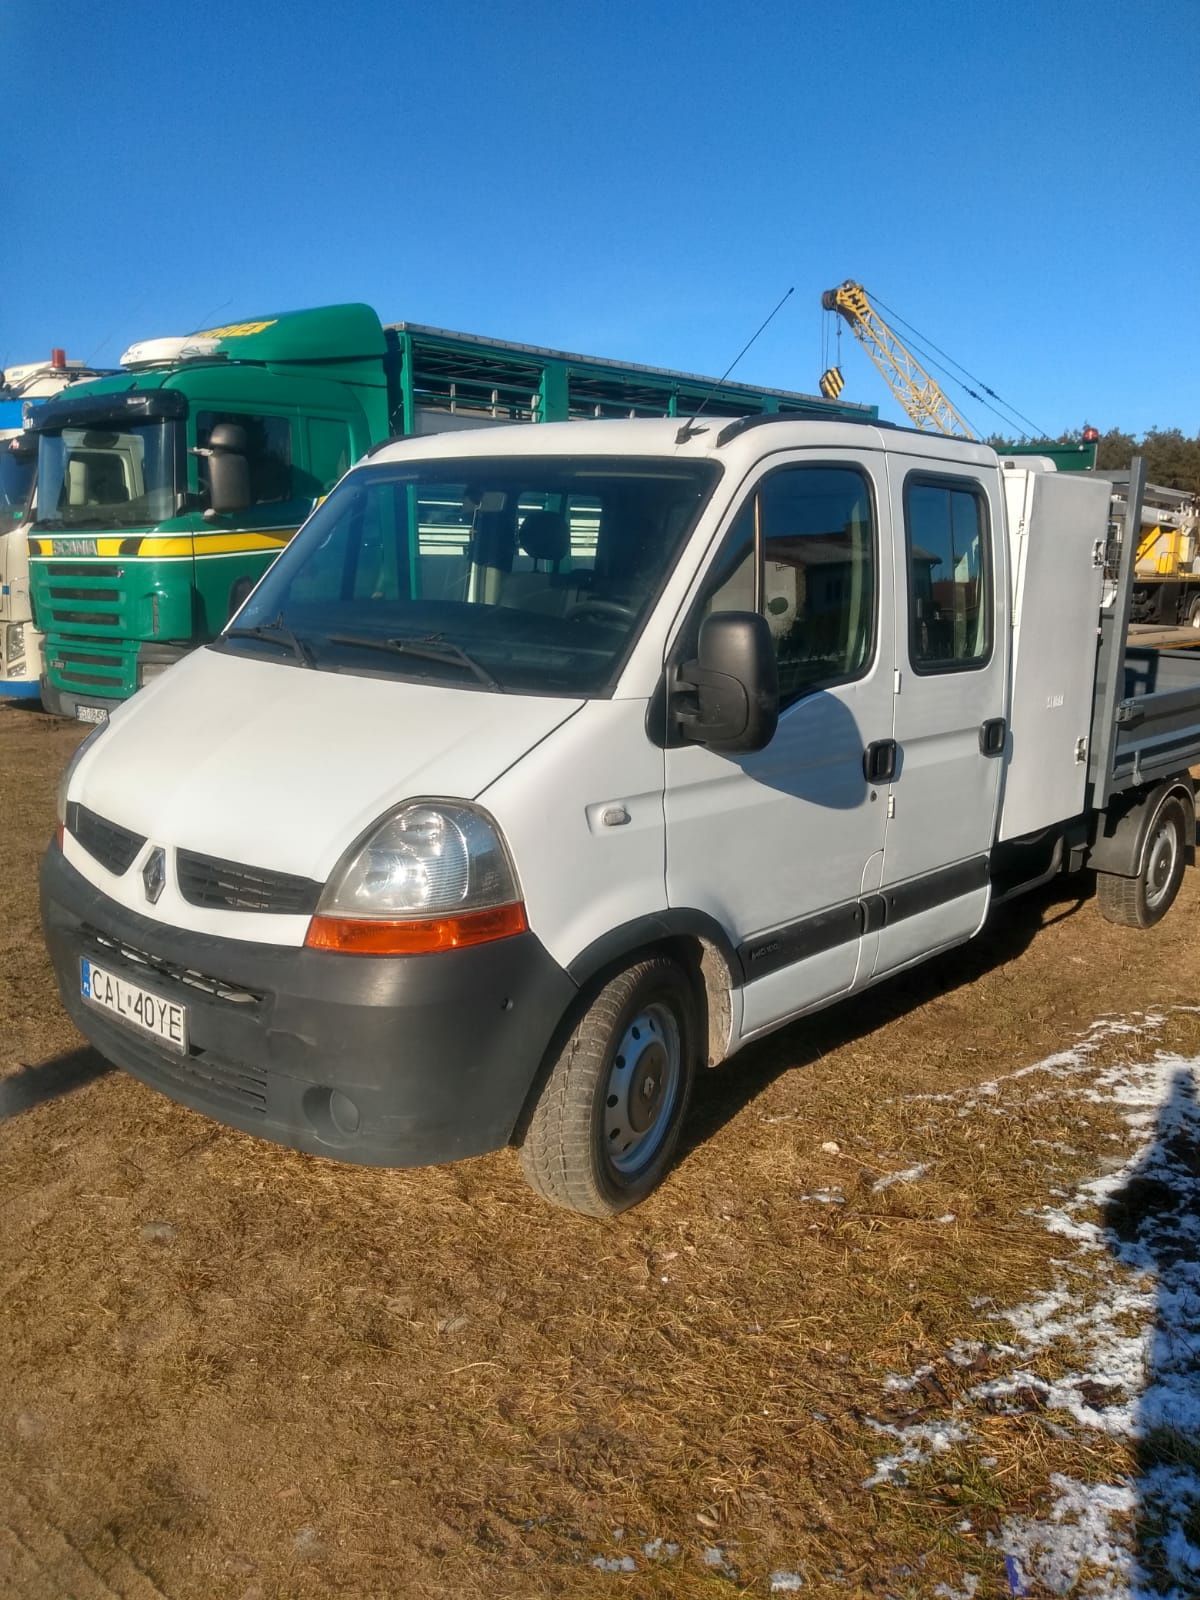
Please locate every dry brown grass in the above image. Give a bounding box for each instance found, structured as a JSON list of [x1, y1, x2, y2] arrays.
[[1, 704, 1197, 1598]]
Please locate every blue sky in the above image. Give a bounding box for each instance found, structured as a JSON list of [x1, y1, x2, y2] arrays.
[[6, 0, 1198, 437]]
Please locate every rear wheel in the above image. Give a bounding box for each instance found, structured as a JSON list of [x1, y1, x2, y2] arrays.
[[1097, 792, 1190, 928], [517, 956, 697, 1217]]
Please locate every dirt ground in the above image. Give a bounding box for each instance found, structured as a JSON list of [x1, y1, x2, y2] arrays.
[[2, 702, 1198, 1599]]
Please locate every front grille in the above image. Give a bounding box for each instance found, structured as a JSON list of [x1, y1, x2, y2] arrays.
[[47, 563, 122, 579], [82, 925, 265, 1008], [67, 802, 146, 876], [54, 645, 125, 690], [83, 1005, 268, 1119], [176, 849, 322, 915], [50, 609, 116, 626]]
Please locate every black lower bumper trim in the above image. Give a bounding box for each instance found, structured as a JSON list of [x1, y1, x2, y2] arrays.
[[41, 847, 578, 1168]]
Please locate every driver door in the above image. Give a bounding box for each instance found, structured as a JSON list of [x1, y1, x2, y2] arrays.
[[664, 452, 894, 1036]]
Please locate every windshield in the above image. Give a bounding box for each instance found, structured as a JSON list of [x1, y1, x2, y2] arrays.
[[35, 419, 177, 528], [224, 455, 720, 695], [0, 444, 35, 538]]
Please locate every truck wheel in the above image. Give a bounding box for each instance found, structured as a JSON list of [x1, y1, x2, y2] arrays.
[[1097, 792, 1191, 928], [1186, 595, 1200, 630], [517, 956, 697, 1217]]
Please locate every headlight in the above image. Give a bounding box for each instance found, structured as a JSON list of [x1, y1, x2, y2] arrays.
[[56, 719, 110, 827], [306, 801, 525, 955]]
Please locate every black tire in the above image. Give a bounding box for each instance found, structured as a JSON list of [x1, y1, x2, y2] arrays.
[[517, 956, 698, 1217], [1096, 792, 1190, 928]]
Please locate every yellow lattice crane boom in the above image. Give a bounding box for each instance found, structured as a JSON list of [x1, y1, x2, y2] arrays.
[[820, 280, 976, 439]]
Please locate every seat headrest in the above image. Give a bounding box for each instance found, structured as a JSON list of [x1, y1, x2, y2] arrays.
[[519, 509, 569, 564]]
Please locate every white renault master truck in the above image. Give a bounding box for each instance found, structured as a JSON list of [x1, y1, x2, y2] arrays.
[[41, 420, 1200, 1214]]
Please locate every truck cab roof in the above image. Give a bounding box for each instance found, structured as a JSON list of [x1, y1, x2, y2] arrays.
[[364, 413, 1002, 471]]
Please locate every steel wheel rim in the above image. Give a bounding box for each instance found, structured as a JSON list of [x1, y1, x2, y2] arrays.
[[603, 1002, 682, 1176], [1145, 817, 1179, 909]]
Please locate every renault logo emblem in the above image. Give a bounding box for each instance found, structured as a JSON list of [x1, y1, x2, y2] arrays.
[[143, 846, 166, 905]]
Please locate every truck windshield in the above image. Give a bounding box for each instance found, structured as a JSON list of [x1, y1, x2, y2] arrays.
[[224, 455, 720, 695], [35, 420, 177, 528], [0, 446, 35, 537]]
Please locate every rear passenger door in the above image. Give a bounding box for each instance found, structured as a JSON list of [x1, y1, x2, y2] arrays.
[[870, 457, 1008, 979]]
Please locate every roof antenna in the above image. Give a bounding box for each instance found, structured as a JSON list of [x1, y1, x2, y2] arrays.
[[675, 285, 794, 444]]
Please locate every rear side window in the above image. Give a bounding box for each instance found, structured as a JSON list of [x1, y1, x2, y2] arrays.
[[904, 477, 990, 671], [196, 411, 293, 507], [700, 463, 876, 709]]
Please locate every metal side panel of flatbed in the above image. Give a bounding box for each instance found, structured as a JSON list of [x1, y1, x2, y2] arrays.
[[1089, 458, 1200, 806], [1111, 646, 1200, 791]]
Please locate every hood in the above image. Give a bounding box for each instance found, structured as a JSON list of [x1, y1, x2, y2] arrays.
[[74, 646, 583, 884]]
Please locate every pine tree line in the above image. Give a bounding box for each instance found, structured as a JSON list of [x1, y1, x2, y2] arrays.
[[989, 429, 1200, 495]]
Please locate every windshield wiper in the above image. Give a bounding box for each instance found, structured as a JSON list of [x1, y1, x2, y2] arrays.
[[33, 516, 108, 531], [326, 631, 502, 691], [226, 613, 316, 669]]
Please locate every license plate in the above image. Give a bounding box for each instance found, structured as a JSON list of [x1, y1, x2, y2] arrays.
[[81, 957, 188, 1054], [75, 705, 109, 725]]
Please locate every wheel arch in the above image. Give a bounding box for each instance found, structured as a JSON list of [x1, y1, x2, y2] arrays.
[[1089, 775, 1196, 879], [566, 911, 742, 1068]]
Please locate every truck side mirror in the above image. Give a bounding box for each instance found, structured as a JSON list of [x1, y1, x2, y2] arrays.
[[206, 422, 251, 515], [676, 611, 779, 753]]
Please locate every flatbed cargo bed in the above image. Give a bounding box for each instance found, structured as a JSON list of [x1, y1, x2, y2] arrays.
[[1091, 460, 1200, 806]]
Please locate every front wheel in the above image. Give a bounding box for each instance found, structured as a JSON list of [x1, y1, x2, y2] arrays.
[[517, 956, 698, 1217], [1097, 792, 1191, 928]]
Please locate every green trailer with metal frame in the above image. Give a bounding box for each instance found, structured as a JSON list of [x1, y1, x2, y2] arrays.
[[27, 303, 876, 719]]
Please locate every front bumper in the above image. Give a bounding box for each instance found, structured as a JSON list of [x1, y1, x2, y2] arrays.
[[41, 847, 578, 1167], [0, 678, 41, 701]]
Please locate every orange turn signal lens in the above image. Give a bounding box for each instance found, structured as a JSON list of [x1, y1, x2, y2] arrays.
[[304, 901, 528, 955]]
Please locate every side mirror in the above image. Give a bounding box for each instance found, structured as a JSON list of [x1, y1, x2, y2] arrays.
[[676, 611, 779, 753], [206, 422, 251, 515]]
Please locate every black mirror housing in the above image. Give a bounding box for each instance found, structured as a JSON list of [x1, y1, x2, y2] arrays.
[[677, 611, 779, 753], [207, 422, 251, 515]]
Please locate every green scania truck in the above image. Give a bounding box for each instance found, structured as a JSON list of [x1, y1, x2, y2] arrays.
[[27, 302, 876, 719]]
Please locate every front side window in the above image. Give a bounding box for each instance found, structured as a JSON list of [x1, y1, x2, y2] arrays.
[[699, 463, 876, 708], [35, 421, 177, 528], [905, 477, 990, 670], [224, 455, 720, 695], [0, 442, 35, 537], [195, 411, 293, 508]]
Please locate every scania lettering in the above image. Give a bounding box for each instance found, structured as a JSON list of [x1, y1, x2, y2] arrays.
[[44, 421, 1192, 1217], [27, 305, 875, 720]]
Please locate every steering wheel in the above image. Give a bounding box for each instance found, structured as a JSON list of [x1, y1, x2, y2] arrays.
[[564, 599, 637, 624]]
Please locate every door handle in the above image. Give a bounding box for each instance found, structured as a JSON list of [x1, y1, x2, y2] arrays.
[[979, 718, 1007, 756], [863, 738, 898, 783]]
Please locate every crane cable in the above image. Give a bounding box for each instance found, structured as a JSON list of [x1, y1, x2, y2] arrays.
[[823, 291, 984, 439], [866, 288, 1050, 442]]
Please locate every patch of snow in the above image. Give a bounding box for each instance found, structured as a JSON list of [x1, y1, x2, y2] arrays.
[[866, 1010, 1200, 1597], [872, 1162, 929, 1192], [591, 1554, 636, 1573], [933, 1577, 979, 1600], [701, 1545, 737, 1577], [770, 1573, 806, 1592], [642, 1538, 680, 1560], [863, 1418, 971, 1487]]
